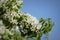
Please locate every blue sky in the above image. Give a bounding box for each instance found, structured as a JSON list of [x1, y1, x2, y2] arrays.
[[21, 0, 60, 40]]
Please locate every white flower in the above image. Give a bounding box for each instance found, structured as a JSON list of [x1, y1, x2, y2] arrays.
[[21, 29, 27, 34], [16, 26, 19, 30], [12, 5, 18, 9], [26, 13, 39, 25], [0, 0, 8, 6], [30, 26, 36, 31], [0, 35, 1, 39], [0, 26, 5, 34], [17, 12, 42, 33], [0, 0, 23, 10], [16, 0, 23, 4], [36, 23, 42, 30], [6, 29, 14, 35], [2, 10, 42, 35], [3, 11, 20, 24], [10, 19, 18, 24], [20, 25, 23, 29]]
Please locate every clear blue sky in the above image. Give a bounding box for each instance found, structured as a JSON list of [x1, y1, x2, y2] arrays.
[[21, 0, 60, 40]]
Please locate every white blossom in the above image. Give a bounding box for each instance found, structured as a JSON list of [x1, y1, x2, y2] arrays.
[[16, 0, 23, 5], [3, 11, 20, 24], [0, 0, 8, 6], [0, 26, 5, 34], [0, 0, 42, 35], [0, 0, 23, 9], [12, 5, 18, 9], [17, 12, 42, 34], [36, 23, 42, 30], [6, 29, 14, 35]]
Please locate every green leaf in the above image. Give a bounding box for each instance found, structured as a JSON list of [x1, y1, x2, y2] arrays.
[[41, 18, 54, 34]]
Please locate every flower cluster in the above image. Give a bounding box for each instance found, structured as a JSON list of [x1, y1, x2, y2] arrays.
[[0, 0, 8, 7], [3, 11, 20, 25], [0, 0, 54, 40], [0, 0, 23, 13], [18, 13, 42, 35], [1, 10, 42, 36], [0, 0, 23, 7]]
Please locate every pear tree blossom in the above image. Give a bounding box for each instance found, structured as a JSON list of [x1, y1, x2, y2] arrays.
[[0, 0, 54, 40]]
